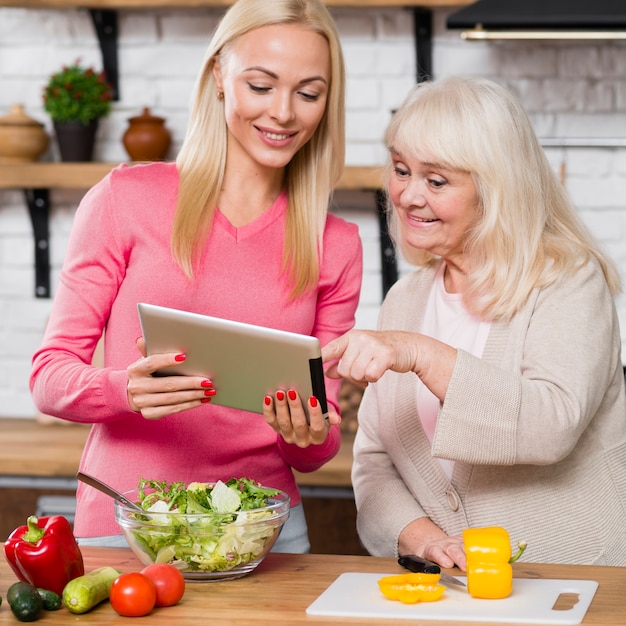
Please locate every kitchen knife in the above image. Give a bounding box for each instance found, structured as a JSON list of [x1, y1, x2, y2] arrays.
[[398, 555, 466, 588]]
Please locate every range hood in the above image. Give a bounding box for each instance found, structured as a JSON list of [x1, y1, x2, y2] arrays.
[[447, 0, 626, 40]]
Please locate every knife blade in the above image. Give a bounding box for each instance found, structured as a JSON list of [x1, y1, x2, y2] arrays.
[[398, 554, 466, 588]]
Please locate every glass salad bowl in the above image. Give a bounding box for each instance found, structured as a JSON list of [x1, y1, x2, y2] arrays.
[[114, 479, 290, 581]]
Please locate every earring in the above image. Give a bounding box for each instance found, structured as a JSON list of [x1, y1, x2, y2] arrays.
[[217, 90, 224, 100]]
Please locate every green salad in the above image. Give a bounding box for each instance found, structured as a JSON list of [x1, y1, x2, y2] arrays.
[[127, 478, 284, 573]]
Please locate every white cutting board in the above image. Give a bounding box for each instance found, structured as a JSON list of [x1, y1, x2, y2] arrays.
[[306, 573, 598, 624]]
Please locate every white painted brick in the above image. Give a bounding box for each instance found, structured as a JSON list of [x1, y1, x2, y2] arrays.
[[433, 40, 500, 79], [616, 80, 626, 110], [516, 79, 589, 113], [118, 13, 159, 42], [578, 209, 625, 242], [565, 148, 614, 176], [375, 44, 416, 79], [159, 11, 223, 40], [555, 112, 626, 138], [0, 235, 32, 267], [346, 111, 389, 142], [346, 77, 381, 110], [331, 10, 377, 39], [495, 43, 559, 78], [566, 177, 626, 209], [559, 45, 623, 80], [613, 150, 626, 174], [378, 9, 415, 39]]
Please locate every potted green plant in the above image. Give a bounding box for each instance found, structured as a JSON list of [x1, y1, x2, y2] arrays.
[[42, 61, 114, 161]]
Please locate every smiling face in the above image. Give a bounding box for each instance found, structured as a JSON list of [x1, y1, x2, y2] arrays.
[[213, 23, 331, 176], [388, 148, 481, 278]]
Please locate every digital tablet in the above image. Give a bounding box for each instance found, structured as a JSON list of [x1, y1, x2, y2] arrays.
[[137, 303, 328, 421]]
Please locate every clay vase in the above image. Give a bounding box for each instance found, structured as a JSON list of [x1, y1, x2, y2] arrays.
[[54, 119, 99, 162], [122, 107, 171, 161], [0, 104, 49, 163]]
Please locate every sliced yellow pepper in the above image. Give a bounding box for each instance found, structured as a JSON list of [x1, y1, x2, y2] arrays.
[[463, 526, 520, 599], [378, 572, 446, 604]]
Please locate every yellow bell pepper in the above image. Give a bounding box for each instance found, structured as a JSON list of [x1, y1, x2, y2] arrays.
[[378, 572, 446, 604], [463, 526, 526, 599]]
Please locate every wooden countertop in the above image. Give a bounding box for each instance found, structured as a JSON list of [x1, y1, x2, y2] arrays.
[[0, 547, 622, 625], [0, 418, 354, 488]]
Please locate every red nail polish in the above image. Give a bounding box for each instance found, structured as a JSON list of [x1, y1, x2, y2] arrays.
[[201, 398, 211, 404], [201, 379, 213, 388], [288, 389, 297, 401], [276, 390, 285, 402], [175, 354, 186, 362], [264, 396, 272, 406], [204, 389, 217, 397], [309, 396, 318, 408]]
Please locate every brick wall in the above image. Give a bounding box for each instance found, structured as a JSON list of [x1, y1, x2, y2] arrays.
[[0, 6, 625, 417]]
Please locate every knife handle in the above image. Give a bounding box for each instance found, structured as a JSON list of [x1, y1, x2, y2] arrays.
[[398, 555, 441, 574]]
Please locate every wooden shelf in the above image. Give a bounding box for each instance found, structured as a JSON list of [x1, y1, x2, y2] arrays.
[[0, 162, 385, 191], [0, 1, 471, 8], [0, 162, 386, 299]]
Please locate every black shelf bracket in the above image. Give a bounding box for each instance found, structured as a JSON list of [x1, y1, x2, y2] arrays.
[[375, 189, 399, 299], [413, 7, 433, 82], [89, 9, 120, 100], [24, 189, 51, 299]]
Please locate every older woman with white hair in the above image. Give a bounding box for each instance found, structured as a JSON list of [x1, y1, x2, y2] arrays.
[[323, 76, 626, 568]]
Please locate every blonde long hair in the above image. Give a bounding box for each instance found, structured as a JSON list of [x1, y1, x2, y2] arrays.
[[385, 76, 621, 320], [173, 0, 345, 296]]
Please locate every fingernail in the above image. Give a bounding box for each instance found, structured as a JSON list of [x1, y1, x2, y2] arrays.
[[204, 389, 217, 397], [288, 389, 297, 401], [201, 379, 213, 388], [175, 354, 186, 362], [309, 396, 318, 408], [264, 396, 272, 406], [276, 390, 285, 402], [201, 398, 211, 403]]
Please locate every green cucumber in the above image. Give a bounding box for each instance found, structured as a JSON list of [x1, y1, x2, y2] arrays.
[[7, 581, 43, 622], [36, 588, 62, 611], [62, 566, 122, 614]]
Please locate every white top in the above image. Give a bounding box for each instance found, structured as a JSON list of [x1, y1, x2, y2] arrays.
[[417, 263, 491, 478]]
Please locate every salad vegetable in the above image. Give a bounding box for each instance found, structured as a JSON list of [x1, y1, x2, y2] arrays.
[[4, 515, 84, 596], [378, 572, 446, 604], [127, 478, 284, 573], [463, 526, 527, 599]]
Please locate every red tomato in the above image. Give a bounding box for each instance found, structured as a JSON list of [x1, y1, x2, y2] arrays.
[[141, 563, 186, 607], [109, 572, 156, 617]]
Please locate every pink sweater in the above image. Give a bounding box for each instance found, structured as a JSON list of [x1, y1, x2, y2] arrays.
[[30, 162, 363, 537]]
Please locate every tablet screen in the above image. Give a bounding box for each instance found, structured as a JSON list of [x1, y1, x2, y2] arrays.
[[138, 303, 328, 420]]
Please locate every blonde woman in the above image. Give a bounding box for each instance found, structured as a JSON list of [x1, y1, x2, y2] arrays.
[[31, 0, 362, 552], [323, 76, 626, 567]]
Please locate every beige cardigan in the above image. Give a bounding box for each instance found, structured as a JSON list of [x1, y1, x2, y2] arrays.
[[352, 259, 626, 565]]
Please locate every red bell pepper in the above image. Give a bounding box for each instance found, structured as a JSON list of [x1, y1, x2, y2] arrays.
[[4, 515, 84, 596]]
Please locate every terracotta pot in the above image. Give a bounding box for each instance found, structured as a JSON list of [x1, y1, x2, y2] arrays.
[[122, 107, 171, 161], [0, 104, 49, 163], [54, 119, 99, 162]]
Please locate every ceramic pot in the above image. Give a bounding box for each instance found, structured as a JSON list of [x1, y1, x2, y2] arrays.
[[0, 104, 49, 163], [54, 119, 99, 162], [122, 107, 171, 161]]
